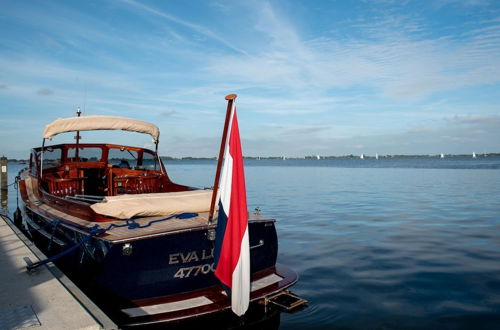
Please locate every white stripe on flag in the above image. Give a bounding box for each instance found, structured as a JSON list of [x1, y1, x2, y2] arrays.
[[217, 102, 235, 211], [231, 226, 250, 316], [219, 150, 233, 212]]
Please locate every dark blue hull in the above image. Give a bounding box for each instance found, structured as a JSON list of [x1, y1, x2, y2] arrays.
[[24, 210, 278, 301], [93, 221, 278, 301]]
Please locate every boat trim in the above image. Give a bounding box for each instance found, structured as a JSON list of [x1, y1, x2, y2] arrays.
[[122, 274, 284, 317], [251, 273, 283, 292], [220, 273, 283, 296], [122, 296, 213, 317], [121, 264, 297, 326]]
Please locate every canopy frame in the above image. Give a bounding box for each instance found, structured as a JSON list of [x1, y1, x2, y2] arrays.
[[40, 115, 162, 177]]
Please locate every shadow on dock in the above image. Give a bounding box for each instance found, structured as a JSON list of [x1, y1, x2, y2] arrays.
[[0, 213, 50, 328]]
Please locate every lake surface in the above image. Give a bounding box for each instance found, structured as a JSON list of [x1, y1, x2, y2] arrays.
[[3, 157, 500, 329]]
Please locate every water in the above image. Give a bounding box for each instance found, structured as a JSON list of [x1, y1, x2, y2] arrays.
[[4, 157, 500, 329]]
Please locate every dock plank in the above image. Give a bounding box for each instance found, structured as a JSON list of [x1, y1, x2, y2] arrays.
[[0, 215, 103, 330]]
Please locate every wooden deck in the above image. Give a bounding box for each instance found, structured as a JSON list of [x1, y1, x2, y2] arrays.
[[22, 175, 269, 243]]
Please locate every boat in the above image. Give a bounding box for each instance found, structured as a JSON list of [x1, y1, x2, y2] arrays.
[[441, 153, 445, 158], [17, 97, 305, 327], [473, 152, 477, 158], [360, 153, 364, 159]]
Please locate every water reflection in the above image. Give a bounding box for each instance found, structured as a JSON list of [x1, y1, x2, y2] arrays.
[[1, 159, 7, 210], [1, 189, 6, 210], [1, 190, 7, 213]]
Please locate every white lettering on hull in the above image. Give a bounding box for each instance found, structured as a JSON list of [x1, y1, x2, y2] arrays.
[[169, 248, 215, 278]]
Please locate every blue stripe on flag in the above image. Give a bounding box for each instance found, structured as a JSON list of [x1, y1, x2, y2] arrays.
[[214, 201, 228, 269]]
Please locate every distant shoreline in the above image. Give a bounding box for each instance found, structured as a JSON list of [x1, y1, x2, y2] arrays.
[[165, 154, 500, 161], [6, 153, 500, 163]]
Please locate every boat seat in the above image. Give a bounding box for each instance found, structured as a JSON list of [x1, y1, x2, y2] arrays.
[[45, 177, 85, 197], [112, 174, 163, 195]]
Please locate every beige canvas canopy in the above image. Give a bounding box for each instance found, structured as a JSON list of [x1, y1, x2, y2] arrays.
[[90, 190, 215, 219], [43, 115, 160, 143]]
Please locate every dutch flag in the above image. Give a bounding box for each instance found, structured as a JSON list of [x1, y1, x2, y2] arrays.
[[214, 102, 250, 316]]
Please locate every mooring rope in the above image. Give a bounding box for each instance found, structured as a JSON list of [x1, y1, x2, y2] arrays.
[[25, 212, 199, 271]]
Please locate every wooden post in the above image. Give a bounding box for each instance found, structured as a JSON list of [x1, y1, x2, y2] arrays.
[[1, 156, 7, 209], [208, 94, 237, 223]]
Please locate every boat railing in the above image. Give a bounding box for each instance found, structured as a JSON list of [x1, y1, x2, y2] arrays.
[[65, 194, 105, 203]]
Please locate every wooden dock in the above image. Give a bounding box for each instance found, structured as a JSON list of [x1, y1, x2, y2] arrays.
[[0, 213, 118, 330]]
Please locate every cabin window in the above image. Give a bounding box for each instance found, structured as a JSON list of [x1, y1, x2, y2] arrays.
[[42, 147, 61, 169], [67, 147, 103, 162], [108, 148, 138, 169], [141, 151, 159, 170]]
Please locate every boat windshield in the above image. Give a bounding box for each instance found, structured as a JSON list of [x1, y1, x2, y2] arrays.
[[67, 147, 103, 162], [108, 147, 160, 170], [38, 144, 161, 174]]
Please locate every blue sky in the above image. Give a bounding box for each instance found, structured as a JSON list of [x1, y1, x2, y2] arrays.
[[1, 0, 500, 158]]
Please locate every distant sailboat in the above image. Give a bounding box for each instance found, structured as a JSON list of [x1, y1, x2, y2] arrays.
[[440, 153, 445, 158], [472, 152, 477, 158], [375, 153, 379, 160], [360, 153, 364, 159], [282, 156, 286, 160], [316, 155, 320, 160]]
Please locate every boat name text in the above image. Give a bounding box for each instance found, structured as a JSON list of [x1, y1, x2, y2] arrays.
[[168, 248, 214, 265]]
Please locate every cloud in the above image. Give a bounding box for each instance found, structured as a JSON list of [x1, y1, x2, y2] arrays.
[[1, 1, 500, 158], [278, 125, 332, 137], [240, 111, 500, 157], [37, 88, 53, 96], [433, 0, 491, 8], [120, 0, 248, 55], [450, 114, 500, 124], [161, 110, 178, 117], [204, 1, 500, 104]]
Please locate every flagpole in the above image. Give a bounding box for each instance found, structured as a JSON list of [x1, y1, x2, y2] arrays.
[[208, 93, 237, 223]]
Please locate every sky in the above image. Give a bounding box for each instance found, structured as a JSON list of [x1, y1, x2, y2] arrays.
[[1, 0, 500, 159]]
